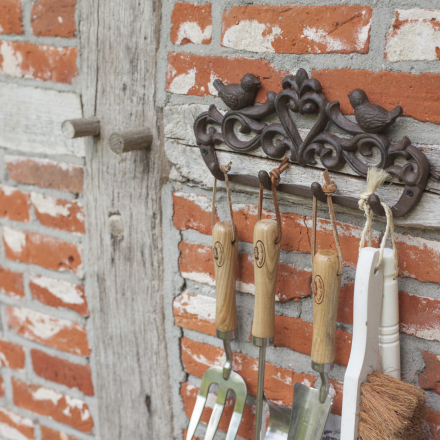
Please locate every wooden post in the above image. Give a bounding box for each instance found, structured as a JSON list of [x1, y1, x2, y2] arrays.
[[61, 117, 101, 139], [79, 0, 173, 438], [109, 128, 153, 154]]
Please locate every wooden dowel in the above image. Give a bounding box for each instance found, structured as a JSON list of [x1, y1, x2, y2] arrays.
[[61, 117, 101, 139], [109, 128, 153, 154]]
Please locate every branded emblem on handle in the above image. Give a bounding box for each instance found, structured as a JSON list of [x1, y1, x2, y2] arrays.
[[213, 241, 224, 267], [254, 240, 266, 268], [313, 275, 325, 304]]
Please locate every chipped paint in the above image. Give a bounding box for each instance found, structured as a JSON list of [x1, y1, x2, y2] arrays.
[[175, 291, 216, 322], [29, 274, 84, 305], [176, 22, 212, 45], [2, 227, 26, 254], [64, 396, 91, 421], [208, 72, 221, 96], [174, 191, 212, 212], [222, 20, 282, 53], [181, 271, 215, 287], [9, 307, 72, 340], [302, 26, 346, 52], [0, 409, 33, 428], [401, 322, 440, 342], [0, 185, 19, 197], [32, 386, 63, 405], [30, 192, 70, 217], [168, 69, 196, 94], [0, 42, 23, 77], [0, 423, 30, 440]]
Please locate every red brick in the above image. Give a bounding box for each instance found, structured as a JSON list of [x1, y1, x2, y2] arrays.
[[166, 52, 288, 103], [2, 227, 83, 275], [0, 41, 77, 84], [173, 191, 218, 235], [174, 291, 216, 336], [0, 374, 3, 397], [12, 378, 93, 433], [0, 185, 30, 222], [31, 349, 94, 395], [181, 337, 315, 406], [222, 5, 372, 54], [183, 431, 202, 440], [0, 0, 23, 34], [0, 265, 24, 298], [6, 306, 90, 356], [386, 9, 440, 62], [273, 315, 352, 367], [0, 339, 25, 369], [6, 156, 84, 194], [31, 0, 77, 38], [399, 292, 440, 342], [31, 193, 85, 234], [178, 241, 311, 301], [171, 2, 212, 45], [337, 282, 354, 325], [329, 379, 343, 416], [312, 69, 440, 125], [182, 382, 256, 440], [0, 408, 34, 439], [30, 274, 89, 317], [41, 426, 78, 440], [175, 197, 379, 268], [425, 408, 440, 439], [419, 351, 440, 395]]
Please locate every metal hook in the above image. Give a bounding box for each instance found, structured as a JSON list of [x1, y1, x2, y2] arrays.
[[222, 338, 233, 380]]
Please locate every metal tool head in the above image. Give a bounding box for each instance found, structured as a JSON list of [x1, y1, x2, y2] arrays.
[[186, 366, 247, 440], [265, 398, 291, 440], [286, 382, 333, 440]]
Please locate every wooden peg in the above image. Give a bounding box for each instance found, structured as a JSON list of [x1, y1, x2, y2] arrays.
[[109, 128, 153, 155], [61, 117, 101, 139]]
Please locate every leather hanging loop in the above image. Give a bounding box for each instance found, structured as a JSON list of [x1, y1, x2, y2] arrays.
[[312, 170, 344, 275], [212, 161, 236, 243], [258, 158, 289, 244]]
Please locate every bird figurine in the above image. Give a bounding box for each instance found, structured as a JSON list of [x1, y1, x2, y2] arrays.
[[348, 89, 403, 134], [213, 73, 261, 110]]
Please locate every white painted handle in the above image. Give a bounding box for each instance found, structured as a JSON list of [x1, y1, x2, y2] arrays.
[[341, 247, 384, 440], [379, 248, 401, 379]]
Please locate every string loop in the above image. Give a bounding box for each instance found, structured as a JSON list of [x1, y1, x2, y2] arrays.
[[311, 170, 344, 275], [212, 161, 236, 243]]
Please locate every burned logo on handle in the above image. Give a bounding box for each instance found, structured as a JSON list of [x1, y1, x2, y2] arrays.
[[313, 275, 325, 304], [213, 241, 224, 267], [254, 240, 266, 268]]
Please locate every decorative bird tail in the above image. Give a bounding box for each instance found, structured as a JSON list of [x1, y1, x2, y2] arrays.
[[389, 106, 403, 121], [213, 79, 224, 92]]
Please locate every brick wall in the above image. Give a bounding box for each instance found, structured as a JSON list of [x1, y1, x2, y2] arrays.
[[158, 2, 440, 440], [0, 1, 96, 440]]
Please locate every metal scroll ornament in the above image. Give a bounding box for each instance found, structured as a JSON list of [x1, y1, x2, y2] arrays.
[[194, 69, 436, 218]]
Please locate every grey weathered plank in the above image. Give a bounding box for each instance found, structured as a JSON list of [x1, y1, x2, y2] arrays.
[[80, 0, 173, 438]]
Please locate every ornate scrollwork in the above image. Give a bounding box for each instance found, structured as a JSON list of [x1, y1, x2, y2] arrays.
[[193, 68, 436, 218]]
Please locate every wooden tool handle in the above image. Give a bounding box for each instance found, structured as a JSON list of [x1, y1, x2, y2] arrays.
[[212, 221, 238, 332], [311, 250, 342, 364], [252, 219, 281, 339]]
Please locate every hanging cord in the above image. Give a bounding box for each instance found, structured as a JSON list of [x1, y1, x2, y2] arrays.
[[358, 167, 399, 279], [212, 161, 236, 243], [311, 170, 344, 275], [257, 157, 289, 244]]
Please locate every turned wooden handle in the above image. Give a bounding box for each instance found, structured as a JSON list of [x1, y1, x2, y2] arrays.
[[212, 221, 238, 332], [311, 249, 342, 364], [252, 219, 280, 339]]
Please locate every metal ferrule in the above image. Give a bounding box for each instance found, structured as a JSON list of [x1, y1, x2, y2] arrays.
[[311, 362, 333, 404], [216, 328, 237, 341], [252, 336, 272, 347]]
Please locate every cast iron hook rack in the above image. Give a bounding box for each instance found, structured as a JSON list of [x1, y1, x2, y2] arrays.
[[194, 68, 439, 218]]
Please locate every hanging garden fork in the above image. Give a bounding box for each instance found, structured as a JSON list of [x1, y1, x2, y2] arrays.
[[186, 163, 247, 440]]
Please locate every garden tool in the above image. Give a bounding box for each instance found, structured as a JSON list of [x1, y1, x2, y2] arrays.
[[288, 170, 343, 440], [186, 164, 247, 440], [252, 159, 288, 440]]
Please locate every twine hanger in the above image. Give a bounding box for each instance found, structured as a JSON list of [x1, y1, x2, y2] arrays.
[[212, 161, 236, 243], [257, 157, 289, 244], [311, 170, 344, 275], [358, 167, 399, 279]]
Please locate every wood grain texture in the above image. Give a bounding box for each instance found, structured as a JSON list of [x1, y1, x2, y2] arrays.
[[165, 140, 440, 228], [212, 222, 238, 332], [80, 0, 173, 438], [311, 250, 342, 365], [109, 128, 153, 154], [252, 219, 280, 339]]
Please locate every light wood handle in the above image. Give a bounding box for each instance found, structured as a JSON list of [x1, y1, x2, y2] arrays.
[[311, 249, 342, 364], [252, 219, 280, 339], [212, 221, 238, 332]]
